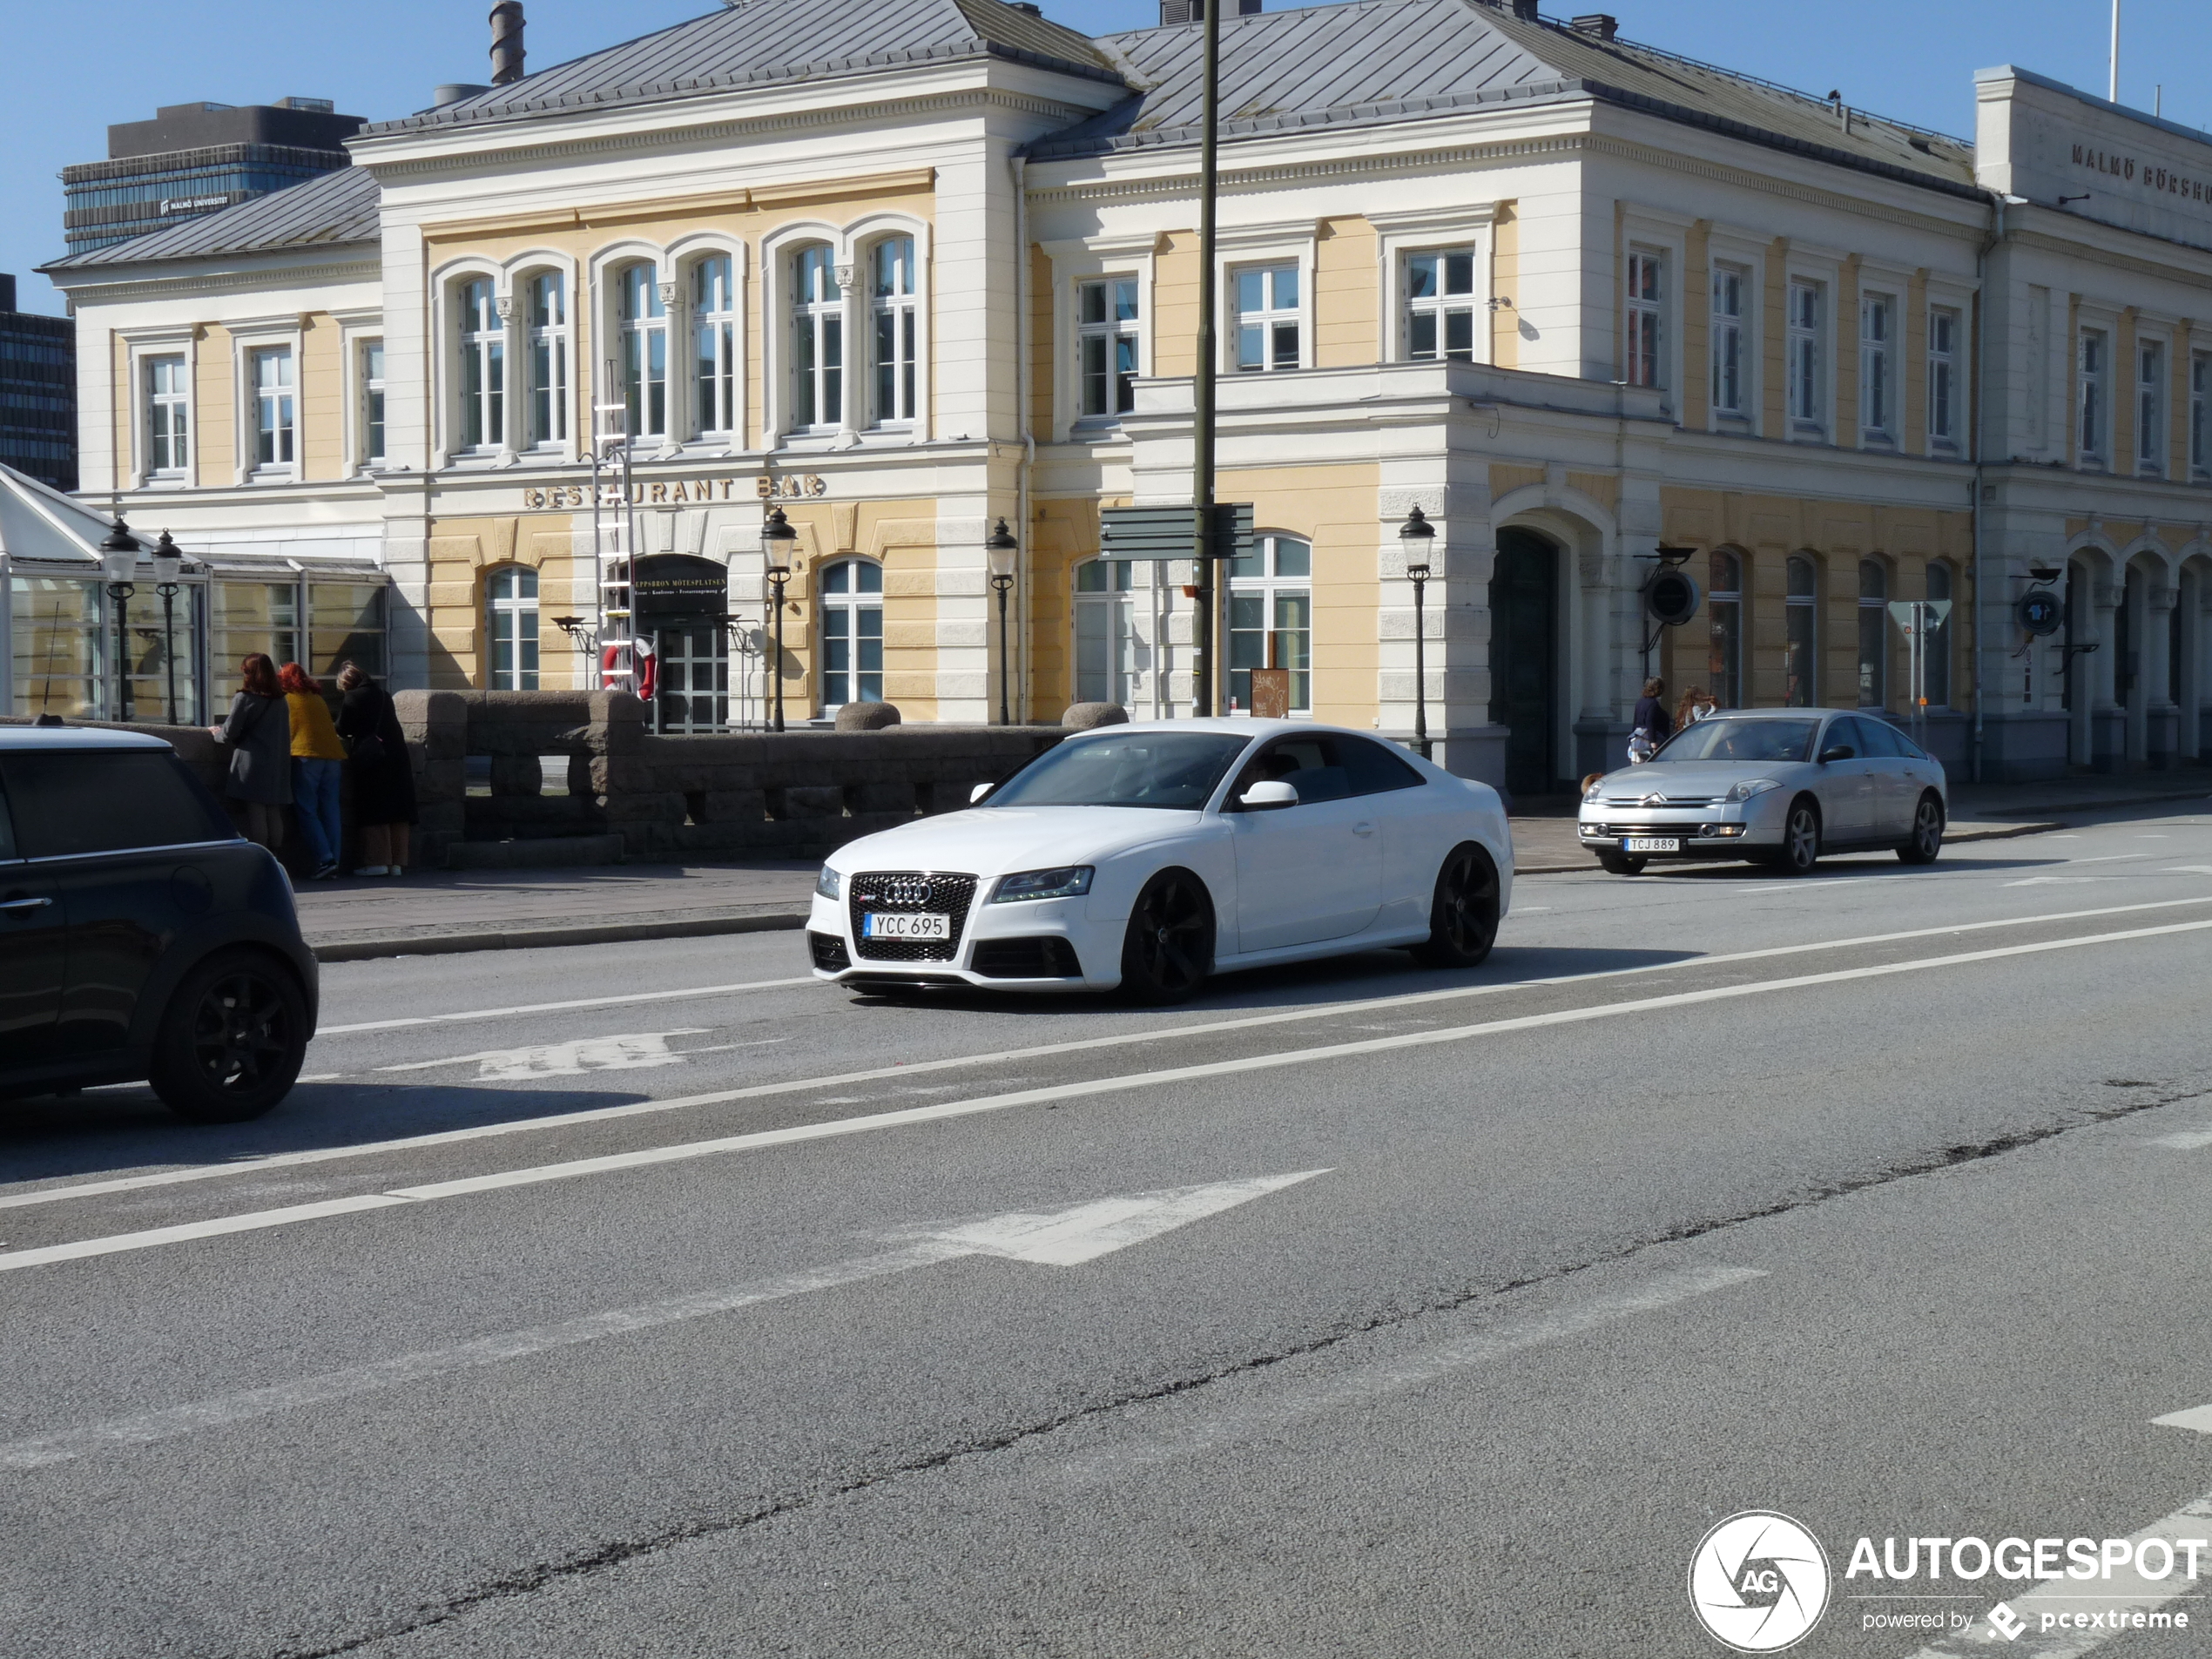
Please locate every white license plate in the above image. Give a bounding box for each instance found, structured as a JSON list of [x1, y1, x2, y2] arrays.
[[862, 912, 950, 941], [1624, 837, 1681, 853]]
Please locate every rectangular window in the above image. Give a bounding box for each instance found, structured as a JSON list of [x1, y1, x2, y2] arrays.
[[528, 273, 569, 447], [1405, 250, 1477, 364], [1074, 559, 1136, 705], [459, 278, 505, 451], [2138, 339, 2165, 475], [2194, 352, 2210, 476], [1227, 535, 1312, 713], [791, 246, 842, 431], [212, 580, 300, 704], [869, 238, 918, 427], [1925, 562, 1953, 709], [1710, 265, 1747, 419], [309, 581, 388, 682], [1078, 278, 1141, 419], [251, 346, 294, 470], [1860, 293, 1894, 441], [1788, 280, 1824, 432], [2079, 329, 2107, 464], [145, 354, 189, 476], [1233, 265, 1299, 372], [8, 575, 103, 720], [621, 264, 668, 441], [1927, 307, 1959, 450], [1624, 251, 1663, 388], [360, 341, 386, 467]]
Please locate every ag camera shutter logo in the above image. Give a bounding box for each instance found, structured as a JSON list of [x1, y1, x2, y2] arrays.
[[1689, 1512, 1831, 1652]]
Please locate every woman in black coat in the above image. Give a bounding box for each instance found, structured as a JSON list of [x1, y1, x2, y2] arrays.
[[334, 661, 417, 875]]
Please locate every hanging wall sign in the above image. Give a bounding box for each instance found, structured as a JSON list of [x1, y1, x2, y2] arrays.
[[520, 475, 828, 510]]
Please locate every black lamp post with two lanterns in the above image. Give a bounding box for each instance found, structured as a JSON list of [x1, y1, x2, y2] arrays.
[[1399, 506, 1436, 759]]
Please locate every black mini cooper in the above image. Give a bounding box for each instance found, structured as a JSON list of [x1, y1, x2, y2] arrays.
[[0, 726, 318, 1121]]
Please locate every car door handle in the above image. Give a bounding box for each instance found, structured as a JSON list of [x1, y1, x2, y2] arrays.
[[0, 894, 53, 912], [1352, 821, 1376, 837]]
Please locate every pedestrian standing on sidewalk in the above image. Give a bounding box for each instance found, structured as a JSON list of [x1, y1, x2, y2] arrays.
[[1628, 677, 1671, 765], [280, 662, 346, 880], [1675, 685, 1716, 730], [208, 653, 291, 850], [334, 661, 417, 876]]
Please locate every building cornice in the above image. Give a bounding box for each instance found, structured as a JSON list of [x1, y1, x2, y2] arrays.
[[1028, 132, 1590, 206], [63, 260, 382, 306]]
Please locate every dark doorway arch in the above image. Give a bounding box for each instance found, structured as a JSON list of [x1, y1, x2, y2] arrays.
[[1488, 527, 1560, 797]]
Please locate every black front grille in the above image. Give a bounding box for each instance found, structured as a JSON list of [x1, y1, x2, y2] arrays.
[[971, 937, 1083, 980], [808, 932, 851, 971], [849, 871, 979, 962]]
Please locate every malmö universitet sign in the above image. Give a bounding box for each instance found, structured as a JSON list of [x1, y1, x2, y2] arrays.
[[520, 474, 829, 509]]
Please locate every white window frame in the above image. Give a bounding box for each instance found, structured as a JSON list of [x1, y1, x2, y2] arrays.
[[817, 556, 884, 711], [614, 260, 669, 446], [1787, 277, 1827, 438], [686, 252, 739, 443], [225, 317, 305, 485], [427, 260, 504, 468], [519, 266, 571, 453], [1857, 557, 1889, 710], [1226, 533, 1314, 716], [486, 563, 539, 691], [2192, 349, 2210, 479], [1076, 275, 1142, 422], [654, 233, 746, 452], [145, 353, 192, 480], [1927, 304, 1961, 454], [1231, 262, 1303, 374], [1073, 557, 1137, 706], [2079, 326, 2110, 467], [1214, 223, 1317, 377], [1371, 207, 1496, 369], [359, 340, 387, 469], [1044, 231, 1158, 441], [456, 274, 507, 455], [1624, 247, 1666, 391], [1402, 246, 1481, 364], [787, 242, 844, 435], [1860, 290, 1896, 444], [1710, 261, 1750, 424], [118, 324, 198, 490], [2138, 335, 2167, 476], [865, 233, 920, 430], [1706, 548, 1744, 710], [329, 307, 384, 477]]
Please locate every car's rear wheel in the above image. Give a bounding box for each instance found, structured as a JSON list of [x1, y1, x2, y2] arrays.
[[1412, 843, 1500, 968], [1898, 792, 1946, 865], [1118, 869, 1213, 1004], [1768, 798, 1822, 876], [149, 949, 307, 1123], [1595, 850, 1648, 877]]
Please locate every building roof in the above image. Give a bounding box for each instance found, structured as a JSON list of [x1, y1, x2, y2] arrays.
[[41, 164, 380, 272], [360, 0, 1122, 137], [0, 462, 146, 564], [1028, 0, 1979, 199]]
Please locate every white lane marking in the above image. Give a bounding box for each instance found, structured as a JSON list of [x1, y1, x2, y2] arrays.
[[2148, 1128, 2212, 1150], [2004, 877, 2111, 887], [2062, 854, 2155, 865], [316, 978, 813, 1036], [10, 893, 2212, 1216], [2153, 1402, 2212, 1434], [2164, 866, 2212, 877], [1905, 1494, 2212, 1657], [373, 1029, 709, 1080], [0, 1172, 1323, 1469], [1055, 1264, 1765, 1480], [10, 917, 2209, 1275]]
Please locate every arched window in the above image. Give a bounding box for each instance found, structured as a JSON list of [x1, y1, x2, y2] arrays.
[[1858, 558, 1888, 708], [1073, 558, 1136, 706], [691, 254, 738, 439], [1228, 534, 1312, 713], [617, 263, 666, 441], [792, 246, 843, 432], [1925, 562, 1953, 709], [870, 237, 918, 427], [819, 559, 882, 709], [487, 564, 538, 691], [1785, 555, 1818, 707], [1707, 549, 1743, 710], [525, 272, 568, 448], [459, 277, 504, 451]]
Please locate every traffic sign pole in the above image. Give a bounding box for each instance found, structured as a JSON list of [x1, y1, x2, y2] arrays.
[[1190, 0, 1222, 717]]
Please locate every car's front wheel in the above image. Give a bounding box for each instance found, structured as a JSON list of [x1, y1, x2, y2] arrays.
[[1595, 850, 1648, 877], [1412, 844, 1500, 968], [149, 949, 308, 1123], [1118, 869, 1214, 1004], [1898, 792, 1946, 865], [1768, 799, 1822, 876]]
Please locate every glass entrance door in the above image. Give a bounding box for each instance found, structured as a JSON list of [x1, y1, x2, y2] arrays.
[[657, 624, 728, 733], [1487, 528, 1560, 797]]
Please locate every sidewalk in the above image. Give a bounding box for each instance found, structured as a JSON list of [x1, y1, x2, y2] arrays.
[[296, 772, 2208, 961]]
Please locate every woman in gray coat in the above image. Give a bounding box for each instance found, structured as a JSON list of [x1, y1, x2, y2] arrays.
[[208, 652, 292, 848]]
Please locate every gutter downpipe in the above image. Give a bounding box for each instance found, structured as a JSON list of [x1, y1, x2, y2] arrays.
[[1014, 152, 1034, 725], [1972, 190, 2007, 786]]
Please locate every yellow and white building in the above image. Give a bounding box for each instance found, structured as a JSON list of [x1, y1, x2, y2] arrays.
[[20, 0, 2212, 788]]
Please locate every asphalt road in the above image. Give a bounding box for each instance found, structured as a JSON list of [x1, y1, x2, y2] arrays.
[[6, 808, 2212, 1659]]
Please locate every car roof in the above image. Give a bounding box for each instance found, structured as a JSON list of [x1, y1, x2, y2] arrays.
[[0, 725, 175, 752], [1703, 708, 1858, 719], [1076, 718, 1361, 740]]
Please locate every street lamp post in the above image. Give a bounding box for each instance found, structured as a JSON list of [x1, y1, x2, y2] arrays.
[[151, 530, 184, 723], [98, 517, 139, 722], [986, 518, 1019, 725], [1399, 506, 1436, 760], [761, 507, 798, 732]]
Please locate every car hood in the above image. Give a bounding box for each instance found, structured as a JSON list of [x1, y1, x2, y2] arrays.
[[1590, 761, 1808, 799], [826, 806, 1207, 879]]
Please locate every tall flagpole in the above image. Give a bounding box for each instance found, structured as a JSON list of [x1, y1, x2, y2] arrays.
[[2109, 0, 2121, 102], [1190, 0, 1222, 717]]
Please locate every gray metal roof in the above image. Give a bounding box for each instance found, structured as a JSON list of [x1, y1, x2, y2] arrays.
[[42, 165, 381, 272], [1028, 0, 1979, 199], [361, 0, 1122, 137]]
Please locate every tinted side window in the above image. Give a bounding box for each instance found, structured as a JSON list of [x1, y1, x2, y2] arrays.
[[1236, 737, 1352, 804], [1341, 736, 1425, 795], [1853, 718, 1905, 759], [1820, 720, 1860, 759], [0, 775, 16, 860], [1, 752, 235, 859]]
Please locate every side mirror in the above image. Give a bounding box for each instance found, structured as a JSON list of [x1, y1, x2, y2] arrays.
[[1237, 779, 1299, 812], [969, 782, 993, 804], [1817, 745, 1855, 764]]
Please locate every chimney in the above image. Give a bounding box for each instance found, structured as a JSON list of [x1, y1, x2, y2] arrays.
[[0, 273, 17, 314], [1569, 13, 1616, 39], [489, 0, 525, 86], [1158, 0, 1261, 24], [434, 83, 491, 107]]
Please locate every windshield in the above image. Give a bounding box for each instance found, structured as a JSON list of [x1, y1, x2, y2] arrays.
[[984, 732, 1252, 811], [1651, 718, 1819, 765]]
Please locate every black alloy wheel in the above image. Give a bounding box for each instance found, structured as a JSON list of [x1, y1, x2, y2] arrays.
[[1898, 792, 1946, 865], [1596, 850, 1648, 877], [149, 950, 308, 1123], [1412, 844, 1501, 968], [1118, 869, 1214, 1004], [1774, 799, 1822, 876]]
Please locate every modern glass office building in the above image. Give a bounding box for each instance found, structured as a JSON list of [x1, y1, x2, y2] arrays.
[[0, 275, 74, 492]]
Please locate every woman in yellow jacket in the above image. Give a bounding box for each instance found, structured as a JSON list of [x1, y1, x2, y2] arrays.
[[280, 662, 347, 879]]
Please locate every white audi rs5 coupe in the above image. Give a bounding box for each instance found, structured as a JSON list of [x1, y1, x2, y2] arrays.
[[806, 719, 1513, 1001]]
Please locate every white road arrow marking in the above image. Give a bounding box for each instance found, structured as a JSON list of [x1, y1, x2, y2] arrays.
[[374, 1029, 710, 1079], [2153, 1400, 2212, 1434], [0, 1171, 1325, 1471]]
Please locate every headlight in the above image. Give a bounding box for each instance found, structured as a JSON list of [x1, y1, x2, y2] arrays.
[[815, 866, 842, 900], [1724, 779, 1783, 804], [1581, 778, 1604, 803], [989, 865, 1094, 903]]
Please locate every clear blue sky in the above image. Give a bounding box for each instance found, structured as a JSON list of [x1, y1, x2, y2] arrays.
[[5, 0, 2205, 318]]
